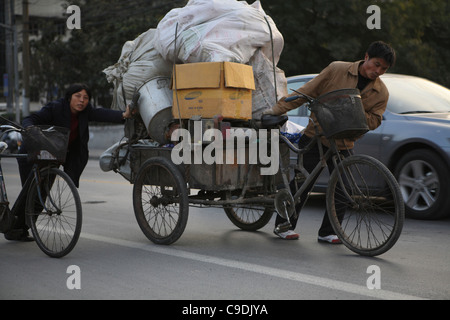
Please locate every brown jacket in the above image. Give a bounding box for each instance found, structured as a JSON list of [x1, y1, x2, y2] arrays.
[[273, 60, 389, 149]]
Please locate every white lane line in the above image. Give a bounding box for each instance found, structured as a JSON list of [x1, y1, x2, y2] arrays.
[[81, 232, 426, 300]]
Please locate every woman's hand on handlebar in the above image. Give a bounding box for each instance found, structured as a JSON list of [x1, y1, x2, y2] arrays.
[[122, 105, 137, 119]]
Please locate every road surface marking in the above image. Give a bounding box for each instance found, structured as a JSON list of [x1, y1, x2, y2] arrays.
[[81, 232, 426, 300]]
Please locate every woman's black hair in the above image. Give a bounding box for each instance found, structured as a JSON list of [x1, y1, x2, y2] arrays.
[[65, 83, 92, 102], [367, 41, 396, 67]]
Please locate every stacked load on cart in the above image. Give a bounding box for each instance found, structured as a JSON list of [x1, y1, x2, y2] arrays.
[[103, 0, 287, 145]]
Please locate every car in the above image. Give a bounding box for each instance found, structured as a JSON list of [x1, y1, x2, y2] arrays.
[[286, 73, 450, 220]]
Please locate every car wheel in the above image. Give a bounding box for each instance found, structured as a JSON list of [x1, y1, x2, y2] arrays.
[[394, 149, 450, 220]]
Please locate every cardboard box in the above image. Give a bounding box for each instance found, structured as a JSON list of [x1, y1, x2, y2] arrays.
[[172, 62, 255, 120]]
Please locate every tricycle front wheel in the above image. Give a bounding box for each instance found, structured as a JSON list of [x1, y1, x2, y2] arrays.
[[327, 154, 404, 256], [133, 157, 189, 245]]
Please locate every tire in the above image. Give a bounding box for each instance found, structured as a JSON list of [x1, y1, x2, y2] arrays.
[[133, 157, 189, 245], [394, 149, 450, 220], [26, 167, 82, 258], [326, 155, 404, 257], [224, 204, 273, 231]]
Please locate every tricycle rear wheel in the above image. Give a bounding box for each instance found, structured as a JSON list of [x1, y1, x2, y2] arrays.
[[224, 205, 273, 231], [133, 157, 189, 245]]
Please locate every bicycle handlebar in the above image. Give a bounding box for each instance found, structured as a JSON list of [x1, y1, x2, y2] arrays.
[[0, 115, 24, 131], [284, 95, 300, 103], [0, 125, 22, 132], [284, 90, 315, 104]]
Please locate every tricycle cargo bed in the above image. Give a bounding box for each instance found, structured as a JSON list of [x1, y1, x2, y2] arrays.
[[129, 143, 289, 191]]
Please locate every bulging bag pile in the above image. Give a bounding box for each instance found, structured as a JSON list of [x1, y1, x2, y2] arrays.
[[103, 0, 287, 129], [103, 29, 172, 111], [155, 0, 282, 65]]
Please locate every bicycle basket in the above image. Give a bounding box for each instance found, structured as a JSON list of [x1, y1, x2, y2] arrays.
[[22, 125, 70, 163], [310, 88, 369, 139]]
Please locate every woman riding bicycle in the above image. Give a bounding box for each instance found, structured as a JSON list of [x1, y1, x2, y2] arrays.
[[5, 83, 132, 241], [265, 41, 396, 242]]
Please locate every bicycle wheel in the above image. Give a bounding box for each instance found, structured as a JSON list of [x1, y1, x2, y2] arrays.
[[326, 154, 404, 256], [133, 157, 189, 245], [26, 167, 82, 258]]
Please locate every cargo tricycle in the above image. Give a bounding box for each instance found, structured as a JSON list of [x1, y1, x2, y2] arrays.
[[112, 84, 404, 257]]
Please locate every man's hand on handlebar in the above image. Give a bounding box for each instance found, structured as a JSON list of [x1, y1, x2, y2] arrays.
[[262, 108, 277, 116]]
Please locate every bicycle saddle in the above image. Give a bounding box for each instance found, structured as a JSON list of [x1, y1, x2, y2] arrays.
[[260, 114, 288, 129]]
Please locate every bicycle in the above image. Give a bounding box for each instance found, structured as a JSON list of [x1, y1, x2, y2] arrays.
[[271, 88, 405, 256], [1, 119, 82, 258]]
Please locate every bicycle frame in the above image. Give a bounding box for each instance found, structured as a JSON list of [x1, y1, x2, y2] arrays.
[[273, 110, 365, 234], [0, 152, 30, 216], [282, 133, 355, 196], [0, 154, 8, 205]]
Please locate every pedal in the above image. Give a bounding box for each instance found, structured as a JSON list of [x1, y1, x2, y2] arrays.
[[275, 221, 292, 233], [295, 171, 307, 183], [274, 189, 295, 219]]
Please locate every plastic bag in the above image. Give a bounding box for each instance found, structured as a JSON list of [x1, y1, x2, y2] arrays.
[[99, 140, 159, 182], [250, 49, 288, 119], [103, 29, 172, 110], [155, 0, 283, 64], [281, 121, 305, 144]]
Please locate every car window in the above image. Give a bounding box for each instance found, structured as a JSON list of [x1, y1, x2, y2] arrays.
[[287, 79, 311, 92], [286, 78, 313, 117], [383, 77, 450, 114]]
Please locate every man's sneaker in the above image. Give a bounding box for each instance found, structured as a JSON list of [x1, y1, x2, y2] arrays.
[[318, 235, 342, 244], [274, 229, 299, 240]]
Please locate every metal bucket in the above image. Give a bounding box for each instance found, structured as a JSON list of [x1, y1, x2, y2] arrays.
[[138, 77, 173, 144]]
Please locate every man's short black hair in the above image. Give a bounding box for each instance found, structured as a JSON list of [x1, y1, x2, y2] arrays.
[[367, 41, 396, 67], [65, 83, 91, 102]]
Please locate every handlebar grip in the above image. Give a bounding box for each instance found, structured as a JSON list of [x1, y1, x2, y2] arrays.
[[0, 124, 21, 131], [284, 95, 300, 103]]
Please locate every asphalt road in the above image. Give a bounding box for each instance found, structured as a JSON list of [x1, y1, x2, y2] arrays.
[[1, 157, 450, 301]]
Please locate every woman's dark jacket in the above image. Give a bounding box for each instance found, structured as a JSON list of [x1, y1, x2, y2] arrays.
[[21, 98, 124, 187]]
